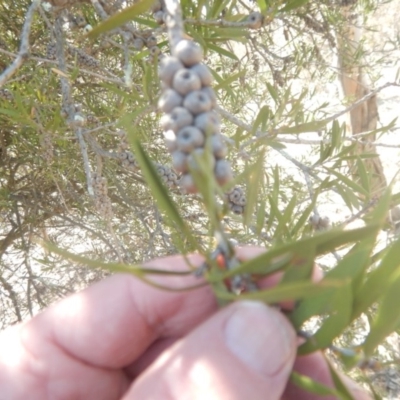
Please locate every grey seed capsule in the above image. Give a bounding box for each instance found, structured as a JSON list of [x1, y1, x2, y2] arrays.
[[153, 10, 164, 24], [127, 152, 135, 163], [177, 126, 205, 153], [163, 130, 178, 152], [133, 38, 145, 50], [149, 46, 160, 56], [172, 69, 202, 95], [172, 150, 189, 173], [118, 151, 128, 161], [183, 90, 213, 115], [180, 173, 197, 194], [122, 159, 130, 168], [248, 12, 263, 29], [201, 86, 217, 107], [214, 159, 232, 185], [158, 89, 183, 113], [146, 35, 157, 48], [194, 111, 220, 134], [160, 107, 193, 132], [151, 0, 162, 12], [158, 57, 184, 87], [237, 195, 246, 207], [175, 40, 203, 67], [230, 204, 244, 215], [211, 134, 227, 159], [190, 63, 213, 86], [156, 165, 166, 176], [228, 188, 242, 203], [168, 172, 178, 182]]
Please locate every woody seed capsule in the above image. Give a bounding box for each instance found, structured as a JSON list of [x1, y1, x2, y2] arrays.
[[179, 173, 197, 194], [172, 69, 202, 95], [175, 40, 203, 67], [214, 159, 232, 185], [211, 134, 227, 159], [160, 107, 193, 132], [158, 89, 183, 113], [194, 111, 220, 134], [158, 56, 184, 87], [163, 129, 178, 152], [177, 126, 205, 153], [190, 63, 213, 86], [248, 12, 263, 29], [183, 90, 213, 115]]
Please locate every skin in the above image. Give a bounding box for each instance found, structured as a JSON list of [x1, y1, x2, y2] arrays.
[[0, 247, 371, 400]]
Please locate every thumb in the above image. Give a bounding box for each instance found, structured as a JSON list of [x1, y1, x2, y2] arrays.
[[127, 301, 296, 400]]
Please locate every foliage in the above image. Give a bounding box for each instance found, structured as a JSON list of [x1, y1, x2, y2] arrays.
[[1, 0, 400, 397]]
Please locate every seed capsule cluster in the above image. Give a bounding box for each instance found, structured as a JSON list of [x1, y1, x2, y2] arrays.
[[158, 39, 232, 194], [154, 163, 179, 188], [92, 172, 113, 219], [226, 186, 246, 215], [309, 214, 330, 230], [117, 130, 139, 172]]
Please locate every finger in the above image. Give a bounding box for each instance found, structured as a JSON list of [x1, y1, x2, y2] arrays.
[[126, 301, 297, 400], [25, 254, 217, 369], [283, 353, 372, 400]]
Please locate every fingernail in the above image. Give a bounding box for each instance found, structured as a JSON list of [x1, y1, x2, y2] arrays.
[[224, 301, 295, 376]]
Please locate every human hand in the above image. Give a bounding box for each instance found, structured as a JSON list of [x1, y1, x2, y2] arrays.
[[0, 248, 371, 400]]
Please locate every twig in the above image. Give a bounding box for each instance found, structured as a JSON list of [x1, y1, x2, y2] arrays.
[[0, 0, 41, 87], [164, 0, 185, 48], [76, 128, 94, 196]]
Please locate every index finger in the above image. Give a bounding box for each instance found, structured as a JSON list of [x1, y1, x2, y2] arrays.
[[24, 254, 217, 369]]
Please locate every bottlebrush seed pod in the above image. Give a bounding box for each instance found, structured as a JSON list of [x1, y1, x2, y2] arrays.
[[172, 150, 189, 173], [163, 129, 178, 152], [214, 159, 232, 185], [179, 173, 197, 194], [127, 152, 135, 163], [201, 86, 217, 107], [149, 46, 161, 56], [153, 10, 164, 24], [194, 111, 220, 134], [146, 35, 157, 48], [237, 195, 246, 207], [158, 56, 184, 87], [248, 12, 263, 29], [158, 89, 183, 113], [183, 90, 213, 115], [175, 40, 203, 67], [172, 69, 202, 95], [160, 107, 194, 132], [118, 151, 128, 161], [133, 38, 145, 50], [151, 0, 162, 12], [230, 204, 244, 215], [228, 187, 242, 203], [190, 63, 213, 86], [211, 134, 227, 159], [176, 126, 205, 153]]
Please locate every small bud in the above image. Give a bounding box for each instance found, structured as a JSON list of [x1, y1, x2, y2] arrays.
[[146, 35, 158, 48], [133, 38, 145, 50]]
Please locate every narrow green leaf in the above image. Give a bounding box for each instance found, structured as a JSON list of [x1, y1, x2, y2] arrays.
[[280, 0, 310, 13], [206, 43, 239, 60], [290, 372, 342, 398], [244, 152, 265, 226], [327, 359, 356, 400], [298, 282, 352, 354], [88, 0, 155, 39], [129, 139, 200, 252], [325, 168, 368, 197], [216, 279, 343, 304], [356, 157, 371, 196], [363, 267, 400, 356]]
